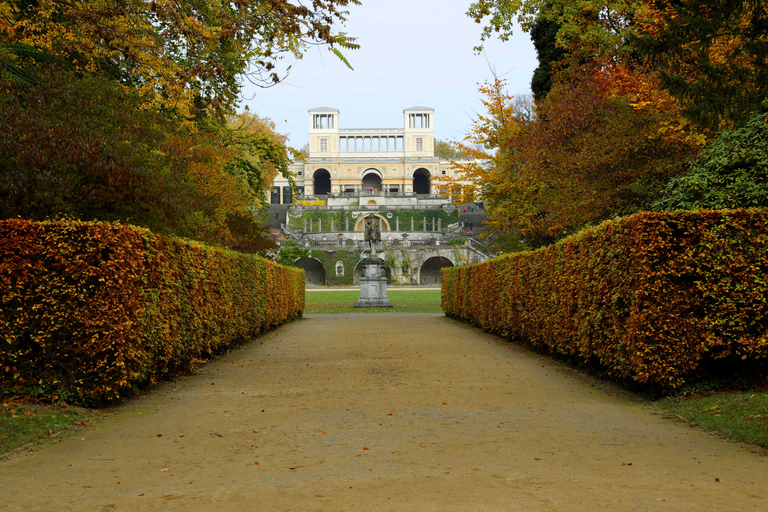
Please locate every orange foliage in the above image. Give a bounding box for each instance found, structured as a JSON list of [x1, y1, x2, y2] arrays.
[[442, 209, 768, 390], [0, 219, 304, 404]]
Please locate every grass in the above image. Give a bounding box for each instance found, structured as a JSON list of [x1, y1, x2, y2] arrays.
[[656, 390, 768, 449], [304, 288, 443, 314], [0, 400, 94, 458]]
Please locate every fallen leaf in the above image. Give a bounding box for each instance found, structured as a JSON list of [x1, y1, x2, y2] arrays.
[[160, 468, 169, 472], [157, 434, 163, 437], [23, 411, 31, 416], [442, 402, 448, 405], [362, 446, 369, 450], [387, 413, 394, 416], [289, 466, 296, 470], [254, 462, 260, 466], [715, 478, 720, 482]]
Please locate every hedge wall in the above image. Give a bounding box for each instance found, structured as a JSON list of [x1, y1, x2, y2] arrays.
[[0, 219, 304, 404], [442, 210, 768, 389]]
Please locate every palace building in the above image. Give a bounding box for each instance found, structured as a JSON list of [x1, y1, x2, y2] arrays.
[[270, 105, 460, 204]]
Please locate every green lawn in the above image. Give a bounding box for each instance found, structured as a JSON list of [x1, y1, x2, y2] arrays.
[[304, 289, 443, 314], [1, 403, 92, 457], [657, 390, 768, 449]]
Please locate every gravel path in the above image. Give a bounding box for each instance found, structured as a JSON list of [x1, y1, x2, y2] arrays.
[[1, 313, 766, 511]]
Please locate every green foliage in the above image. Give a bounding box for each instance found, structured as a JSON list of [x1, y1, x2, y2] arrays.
[[288, 210, 459, 233], [442, 209, 768, 391], [276, 240, 311, 267], [0, 219, 304, 405], [308, 249, 360, 286], [434, 140, 471, 160], [655, 103, 768, 211], [529, 3, 566, 101]]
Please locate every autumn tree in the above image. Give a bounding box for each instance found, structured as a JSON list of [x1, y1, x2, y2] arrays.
[[631, 0, 768, 130], [1, 0, 360, 116]]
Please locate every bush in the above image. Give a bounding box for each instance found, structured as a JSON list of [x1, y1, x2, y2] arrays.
[[0, 219, 304, 404], [442, 209, 768, 389]]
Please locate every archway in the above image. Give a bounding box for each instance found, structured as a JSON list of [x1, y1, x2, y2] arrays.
[[419, 256, 453, 285], [361, 169, 383, 192], [413, 168, 431, 194], [313, 169, 331, 196], [294, 257, 326, 285], [353, 214, 391, 232]]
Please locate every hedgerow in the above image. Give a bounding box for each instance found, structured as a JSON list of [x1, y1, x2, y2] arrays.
[[442, 209, 768, 390], [0, 219, 304, 405]]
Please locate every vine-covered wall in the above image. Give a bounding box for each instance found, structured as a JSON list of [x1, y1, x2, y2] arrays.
[[289, 209, 459, 232], [310, 249, 362, 286]]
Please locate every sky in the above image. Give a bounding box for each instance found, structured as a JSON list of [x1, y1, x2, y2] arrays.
[[240, 0, 538, 150]]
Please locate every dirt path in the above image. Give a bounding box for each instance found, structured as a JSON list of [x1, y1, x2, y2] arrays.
[[2, 314, 767, 512]]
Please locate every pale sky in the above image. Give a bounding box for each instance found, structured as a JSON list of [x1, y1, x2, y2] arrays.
[[240, 0, 537, 150]]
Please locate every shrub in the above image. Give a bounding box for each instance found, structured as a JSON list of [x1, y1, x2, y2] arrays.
[[442, 209, 768, 389], [0, 219, 303, 404]]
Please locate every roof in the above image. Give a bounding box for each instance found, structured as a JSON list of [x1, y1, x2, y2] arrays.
[[308, 106, 339, 112], [403, 105, 434, 111]]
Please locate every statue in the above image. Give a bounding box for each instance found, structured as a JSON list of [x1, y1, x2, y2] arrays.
[[363, 214, 381, 257]]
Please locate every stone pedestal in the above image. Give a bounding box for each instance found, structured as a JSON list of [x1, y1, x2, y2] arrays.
[[354, 257, 393, 308]]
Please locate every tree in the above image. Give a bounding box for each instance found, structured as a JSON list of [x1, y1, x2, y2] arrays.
[[434, 139, 471, 160], [654, 101, 768, 211], [2, 0, 361, 116], [276, 240, 309, 267], [0, 69, 278, 254], [529, 3, 565, 100], [632, 0, 768, 129]]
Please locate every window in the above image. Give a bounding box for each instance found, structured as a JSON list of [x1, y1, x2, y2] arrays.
[[320, 138, 328, 152], [297, 171, 303, 176], [416, 138, 423, 151], [441, 169, 446, 175]]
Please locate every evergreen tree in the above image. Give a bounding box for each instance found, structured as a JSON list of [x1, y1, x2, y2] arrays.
[[529, 6, 565, 101]]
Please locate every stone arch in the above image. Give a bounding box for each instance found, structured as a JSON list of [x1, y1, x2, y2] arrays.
[[294, 257, 326, 285], [353, 214, 391, 232], [418, 256, 453, 285], [353, 260, 392, 285], [413, 168, 431, 194], [361, 168, 383, 191], [313, 168, 331, 196]]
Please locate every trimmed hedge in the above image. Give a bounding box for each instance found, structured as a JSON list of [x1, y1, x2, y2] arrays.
[[1, 219, 304, 404], [442, 210, 768, 389]]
